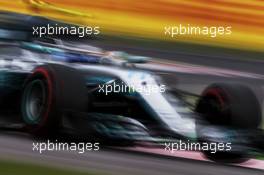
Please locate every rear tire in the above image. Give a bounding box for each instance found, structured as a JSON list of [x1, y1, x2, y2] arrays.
[[21, 65, 90, 137], [21, 67, 59, 136]]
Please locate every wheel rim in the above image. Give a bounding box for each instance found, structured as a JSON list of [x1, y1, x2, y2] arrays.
[[23, 80, 47, 124], [197, 88, 230, 125]]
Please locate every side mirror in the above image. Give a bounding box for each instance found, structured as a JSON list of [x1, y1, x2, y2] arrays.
[[110, 51, 151, 64], [126, 55, 150, 64]]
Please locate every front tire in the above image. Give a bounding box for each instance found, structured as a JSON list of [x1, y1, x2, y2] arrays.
[[196, 83, 262, 162], [196, 83, 261, 129]]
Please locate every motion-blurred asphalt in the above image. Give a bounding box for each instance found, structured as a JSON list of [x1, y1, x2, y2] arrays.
[[0, 133, 262, 175], [0, 39, 264, 175]]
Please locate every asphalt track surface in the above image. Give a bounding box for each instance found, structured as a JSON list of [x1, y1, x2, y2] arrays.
[[0, 134, 263, 175], [0, 40, 264, 175]]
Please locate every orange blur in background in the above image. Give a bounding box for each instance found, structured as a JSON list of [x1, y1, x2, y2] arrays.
[[0, 0, 263, 52]]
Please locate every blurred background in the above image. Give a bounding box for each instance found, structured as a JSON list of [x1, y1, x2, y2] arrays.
[[0, 0, 264, 175], [1, 0, 264, 51]]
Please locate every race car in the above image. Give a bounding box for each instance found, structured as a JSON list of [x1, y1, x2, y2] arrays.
[[0, 12, 263, 162], [0, 39, 263, 163]]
